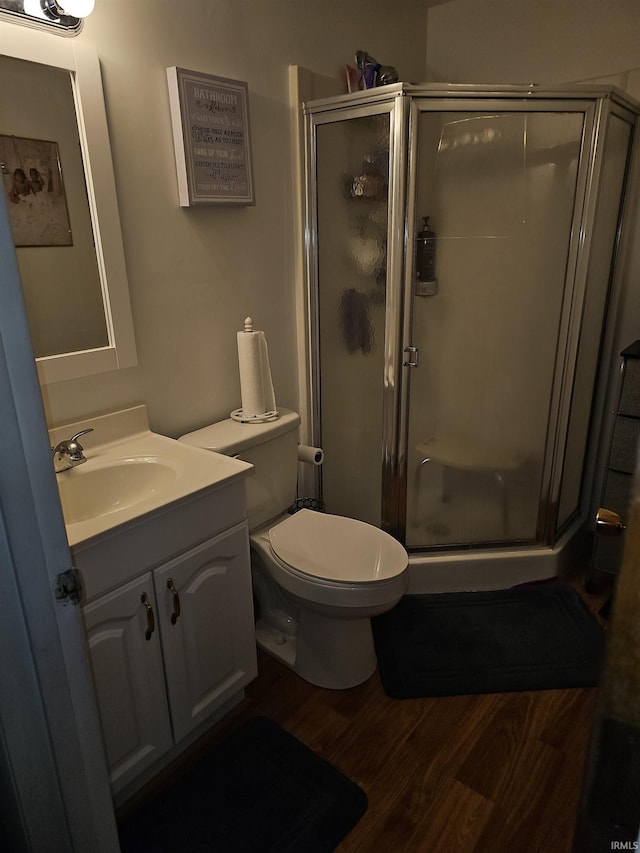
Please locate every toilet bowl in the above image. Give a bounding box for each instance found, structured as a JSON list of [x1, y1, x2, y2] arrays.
[[179, 409, 408, 689], [250, 509, 408, 688]]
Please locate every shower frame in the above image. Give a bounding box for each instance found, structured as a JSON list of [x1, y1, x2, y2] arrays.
[[302, 82, 639, 577]]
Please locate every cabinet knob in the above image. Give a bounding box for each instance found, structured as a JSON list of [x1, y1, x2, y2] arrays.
[[595, 507, 626, 537], [167, 577, 181, 625], [140, 592, 155, 640]]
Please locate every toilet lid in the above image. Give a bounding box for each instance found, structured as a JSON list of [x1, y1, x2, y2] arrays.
[[269, 509, 408, 583]]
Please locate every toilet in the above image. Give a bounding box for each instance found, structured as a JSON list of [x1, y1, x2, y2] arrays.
[[179, 409, 408, 689]]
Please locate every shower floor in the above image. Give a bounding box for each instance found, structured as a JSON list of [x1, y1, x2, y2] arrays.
[[406, 461, 538, 549]]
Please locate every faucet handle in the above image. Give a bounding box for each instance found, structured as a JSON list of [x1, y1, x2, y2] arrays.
[[70, 428, 94, 443]]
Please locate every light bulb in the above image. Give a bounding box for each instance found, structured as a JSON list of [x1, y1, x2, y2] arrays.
[[23, 0, 48, 18], [58, 0, 95, 16]]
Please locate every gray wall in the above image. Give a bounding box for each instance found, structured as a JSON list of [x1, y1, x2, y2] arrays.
[[38, 0, 428, 438]]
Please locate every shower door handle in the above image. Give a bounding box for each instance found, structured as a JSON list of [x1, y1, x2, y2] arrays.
[[403, 346, 419, 367]]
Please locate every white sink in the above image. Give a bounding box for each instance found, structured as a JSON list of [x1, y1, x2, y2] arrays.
[[50, 405, 252, 547], [57, 456, 180, 524]]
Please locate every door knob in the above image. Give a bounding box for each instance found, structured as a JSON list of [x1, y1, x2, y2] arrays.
[[595, 507, 626, 536]]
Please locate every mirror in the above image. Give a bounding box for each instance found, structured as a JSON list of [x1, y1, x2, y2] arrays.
[[0, 55, 108, 359], [0, 23, 136, 383]]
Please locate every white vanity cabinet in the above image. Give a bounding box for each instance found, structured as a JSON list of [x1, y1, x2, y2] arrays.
[[52, 406, 257, 797]]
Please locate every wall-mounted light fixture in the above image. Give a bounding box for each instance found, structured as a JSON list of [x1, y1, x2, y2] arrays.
[[1, 0, 95, 33], [40, 0, 94, 22]]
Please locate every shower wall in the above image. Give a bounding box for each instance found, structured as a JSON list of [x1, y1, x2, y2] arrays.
[[305, 84, 638, 561]]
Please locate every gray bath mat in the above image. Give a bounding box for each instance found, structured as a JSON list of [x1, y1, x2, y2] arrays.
[[118, 716, 368, 852], [372, 582, 605, 697]]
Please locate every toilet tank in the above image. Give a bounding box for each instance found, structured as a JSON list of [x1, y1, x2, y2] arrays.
[[179, 409, 301, 529]]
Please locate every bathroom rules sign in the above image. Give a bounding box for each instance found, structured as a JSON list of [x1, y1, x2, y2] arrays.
[[167, 67, 255, 206]]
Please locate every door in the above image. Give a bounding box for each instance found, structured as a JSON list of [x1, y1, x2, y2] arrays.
[[0, 167, 118, 849], [155, 523, 257, 743], [83, 574, 173, 792], [574, 437, 640, 848], [308, 94, 407, 529], [402, 100, 595, 550]]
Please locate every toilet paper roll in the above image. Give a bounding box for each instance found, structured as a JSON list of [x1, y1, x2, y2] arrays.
[[236, 319, 276, 418], [298, 444, 324, 466]]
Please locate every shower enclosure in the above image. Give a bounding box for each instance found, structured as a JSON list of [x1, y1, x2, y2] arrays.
[[303, 83, 638, 565]]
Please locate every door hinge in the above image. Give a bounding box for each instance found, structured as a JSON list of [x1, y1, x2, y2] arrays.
[[403, 345, 419, 367], [55, 567, 82, 605]]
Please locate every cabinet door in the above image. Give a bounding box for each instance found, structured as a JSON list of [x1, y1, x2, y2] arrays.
[[83, 573, 173, 792], [155, 523, 257, 743]]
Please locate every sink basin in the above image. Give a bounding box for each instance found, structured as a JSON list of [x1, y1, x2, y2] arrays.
[[50, 405, 253, 547], [57, 456, 180, 525]]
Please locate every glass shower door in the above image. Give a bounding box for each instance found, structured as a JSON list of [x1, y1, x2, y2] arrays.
[[405, 107, 587, 548], [312, 106, 396, 527]]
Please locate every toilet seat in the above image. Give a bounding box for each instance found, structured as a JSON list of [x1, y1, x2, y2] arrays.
[[268, 509, 407, 584]]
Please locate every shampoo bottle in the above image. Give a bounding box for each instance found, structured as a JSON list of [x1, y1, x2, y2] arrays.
[[416, 216, 436, 282]]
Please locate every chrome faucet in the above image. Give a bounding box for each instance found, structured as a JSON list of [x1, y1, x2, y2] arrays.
[[52, 428, 94, 473]]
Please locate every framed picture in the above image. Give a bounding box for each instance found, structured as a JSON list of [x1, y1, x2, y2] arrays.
[[167, 67, 255, 207], [0, 135, 72, 247]]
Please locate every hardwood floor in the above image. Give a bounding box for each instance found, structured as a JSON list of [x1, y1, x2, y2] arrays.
[[119, 579, 609, 852], [213, 581, 608, 853]]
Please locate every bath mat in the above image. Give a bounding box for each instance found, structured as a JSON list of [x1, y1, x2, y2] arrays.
[[372, 582, 605, 698], [118, 716, 367, 853]]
